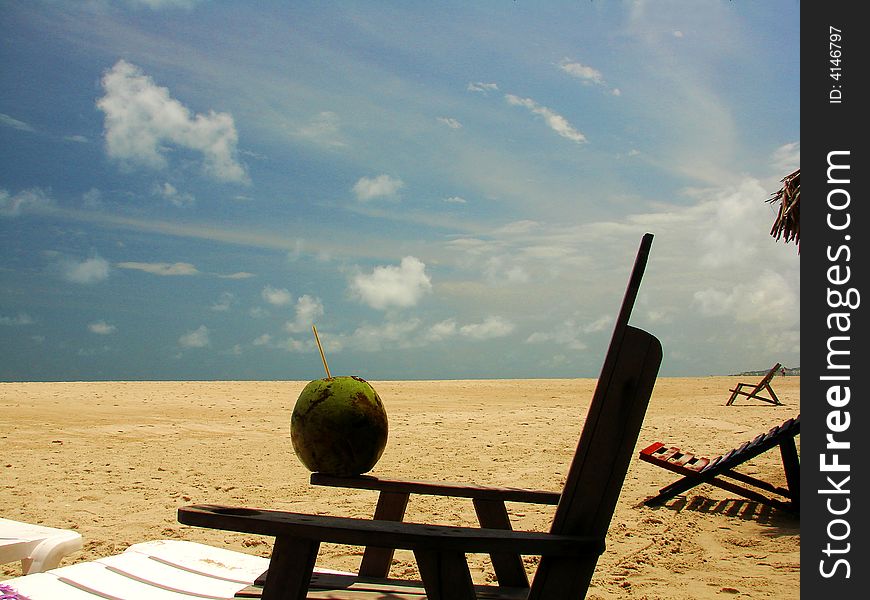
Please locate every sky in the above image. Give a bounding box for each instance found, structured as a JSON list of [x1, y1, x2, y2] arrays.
[[0, 0, 800, 382]]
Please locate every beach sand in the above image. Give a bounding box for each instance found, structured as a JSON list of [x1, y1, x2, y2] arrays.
[[2, 377, 799, 598]]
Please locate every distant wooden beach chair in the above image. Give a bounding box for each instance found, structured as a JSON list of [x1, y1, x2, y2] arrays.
[[0, 517, 82, 575], [176, 234, 662, 599], [639, 415, 800, 513], [725, 362, 783, 405]]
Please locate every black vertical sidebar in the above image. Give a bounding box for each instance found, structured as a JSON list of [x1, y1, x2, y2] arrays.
[[802, 2, 867, 597]]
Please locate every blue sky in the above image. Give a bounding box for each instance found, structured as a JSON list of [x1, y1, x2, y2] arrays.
[[1, 0, 800, 381]]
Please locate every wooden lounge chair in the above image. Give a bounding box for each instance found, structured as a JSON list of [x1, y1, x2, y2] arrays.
[[639, 415, 800, 513], [725, 363, 783, 405], [177, 233, 663, 600], [0, 517, 82, 574]]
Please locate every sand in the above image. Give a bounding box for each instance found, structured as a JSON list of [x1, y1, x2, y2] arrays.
[[1, 377, 799, 598]]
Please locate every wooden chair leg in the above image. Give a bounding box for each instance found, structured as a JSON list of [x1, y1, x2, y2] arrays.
[[261, 536, 320, 600], [766, 384, 781, 405], [473, 498, 529, 587], [414, 549, 477, 600], [645, 473, 699, 506], [780, 438, 800, 509], [726, 384, 745, 405], [529, 556, 597, 600], [358, 491, 410, 577]]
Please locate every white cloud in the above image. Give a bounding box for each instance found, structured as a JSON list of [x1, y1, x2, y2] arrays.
[[179, 325, 210, 348], [116, 261, 199, 276], [295, 111, 346, 147], [693, 288, 731, 316], [210, 292, 235, 312], [97, 60, 247, 182], [153, 182, 195, 207], [63, 256, 110, 284], [88, 320, 117, 335], [0, 188, 52, 217], [689, 178, 772, 269], [444, 196, 467, 204], [525, 318, 604, 351], [285, 295, 325, 333], [505, 95, 587, 143], [315, 314, 520, 351], [353, 174, 404, 201], [484, 256, 530, 285], [286, 239, 306, 262], [82, 188, 102, 208], [437, 117, 462, 129], [467, 82, 499, 93], [350, 256, 432, 310], [426, 319, 458, 342], [127, 0, 201, 8], [559, 59, 604, 85], [0, 312, 35, 326], [252, 333, 272, 346], [584, 315, 613, 333], [527, 334, 587, 352], [445, 237, 492, 256], [459, 316, 515, 340], [692, 270, 800, 356], [771, 142, 800, 173], [308, 314, 517, 352], [276, 337, 310, 353], [618, 4, 749, 186], [262, 285, 293, 306], [694, 270, 799, 327], [348, 319, 422, 351], [0, 113, 35, 132], [495, 220, 540, 235]]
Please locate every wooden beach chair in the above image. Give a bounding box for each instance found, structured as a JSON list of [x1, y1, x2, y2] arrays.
[[298, 237, 656, 587], [725, 363, 783, 405], [0, 517, 82, 575], [639, 415, 800, 513], [176, 233, 663, 599]]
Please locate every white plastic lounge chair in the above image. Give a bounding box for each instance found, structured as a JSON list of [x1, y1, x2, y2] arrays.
[[1, 517, 83, 575], [2, 539, 350, 600]]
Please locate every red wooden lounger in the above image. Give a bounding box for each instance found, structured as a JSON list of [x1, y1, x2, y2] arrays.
[[640, 416, 800, 513]]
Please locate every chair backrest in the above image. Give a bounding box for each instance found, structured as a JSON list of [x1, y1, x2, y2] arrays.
[[529, 233, 662, 598], [702, 415, 800, 474], [757, 363, 782, 388]]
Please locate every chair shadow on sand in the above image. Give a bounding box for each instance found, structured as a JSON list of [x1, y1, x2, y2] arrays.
[[637, 495, 799, 527]]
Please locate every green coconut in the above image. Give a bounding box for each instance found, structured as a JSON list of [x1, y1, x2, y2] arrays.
[[290, 376, 388, 476]]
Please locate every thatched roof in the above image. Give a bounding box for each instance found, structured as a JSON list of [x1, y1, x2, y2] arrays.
[[767, 168, 800, 252]]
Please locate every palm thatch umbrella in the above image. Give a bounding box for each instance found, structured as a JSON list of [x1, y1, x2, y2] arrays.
[[767, 168, 800, 252]]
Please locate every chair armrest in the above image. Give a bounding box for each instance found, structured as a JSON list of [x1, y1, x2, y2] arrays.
[[178, 504, 599, 557], [309, 473, 561, 505]]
